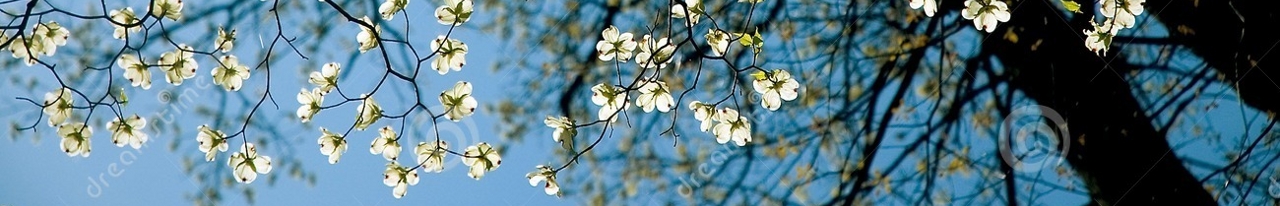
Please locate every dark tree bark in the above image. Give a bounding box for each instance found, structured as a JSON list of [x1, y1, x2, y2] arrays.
[[986, 0, 1216, 205], [1149, 0, 1280, 115]]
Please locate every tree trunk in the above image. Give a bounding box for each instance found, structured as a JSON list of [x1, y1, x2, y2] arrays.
[[988, 0, 1215, 205]]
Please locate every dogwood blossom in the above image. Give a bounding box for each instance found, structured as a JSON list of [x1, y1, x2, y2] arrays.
[[688, 101, 717, 132], [317, 127, 348, 164], [356, 16, 381, 53], [706, 29, 731, 56], [42, 87, 74, 127], [58, 122, 92, 157], [9, 36, 42, 65], [383, 161, 420, 198], [636, 79, 675, 113], [431, 36, 468, 75], [380, 0, 410, 20], [35, 22, 69, 54], [435, 0, 473, 26], [297, 88, 324, 123], [1100, 0, 1144, 28], [1083, 19, 1115, 56], [463, 142, 501, 180], [149, 0, 184, 21], [415, 140, 448, 173], [713, 108, 752, 146], [196, 125, 229, 161], [961, 0, 1011, 32], [910, 0, 938, 17], [159, 44, 198, 85], [590, 83, 629, 122], [526, 165, 560, 196], [355, 94, 382, 130], [215, 27, 236, 53], [596, 26, 638, 62], [110, 7, 141, 40], [752, 69, 801, 111], [635, 35, 677, 69], [543, 116, 575, 143], [119, 54, 152, 89], [106, 115, 149, 149], [440, 81, 478, 121], [229, 143, 273, 184], [671, 0, 703, 26], [212, 55, 250, 91], [371, 126, 402, 161], [309, 62, 341, 94]]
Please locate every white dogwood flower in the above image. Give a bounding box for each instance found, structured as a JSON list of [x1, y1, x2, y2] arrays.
[[435, 0, 473, 26], [463, 142, 501, 180], [149, 0, 184, 21], [635, 35, 677, 69], [688, 101, 717, 132], [356, 16, 381, 53], [110, 7, 142, 40], [526, 165, 560, 196], [910, 0, 938, 17], [595, 26, 638, 62], [543, 116, 575, 143], [119, 54, 152, 89], [590, 83, 629, 122], [297, 88, 324, 123], [229, 143, 273, 184], [43, 87, 74, 126], [1100, 0, 1144, 29], [415, 140, 448, 173], [752, 69, 801, 111], [383, 161, 420, 198], [355, 94, 382, 130], [159, 44, 197, 85], [371, 126, 402, 161], [58, 122, 92, 157], [671, 0, 703, 26], [317, 127, 347, 164], [380, 0, 410, 20], [636, 79, 675, 113], [712, 108, 752, 146], [440, 81, 478, 121], [212, 55, 250, 91], [961, 0, 1011, 33], [196, 125, 229, 161], [1083, 19, 1115, 56], [706, 29, 731, 56], [106, 114, 148, 149], [309, 62, 341, 94], [215, 26, 236, 53], [431, 36, 468, 75]]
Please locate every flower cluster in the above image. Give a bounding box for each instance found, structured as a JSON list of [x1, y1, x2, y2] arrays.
[[1084, 0, 1145, 56], [8, 21, 70, 66], [688, 102, 754, 146]]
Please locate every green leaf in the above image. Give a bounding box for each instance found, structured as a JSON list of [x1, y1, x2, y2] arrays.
[[1060, 0, 1082, 14]]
